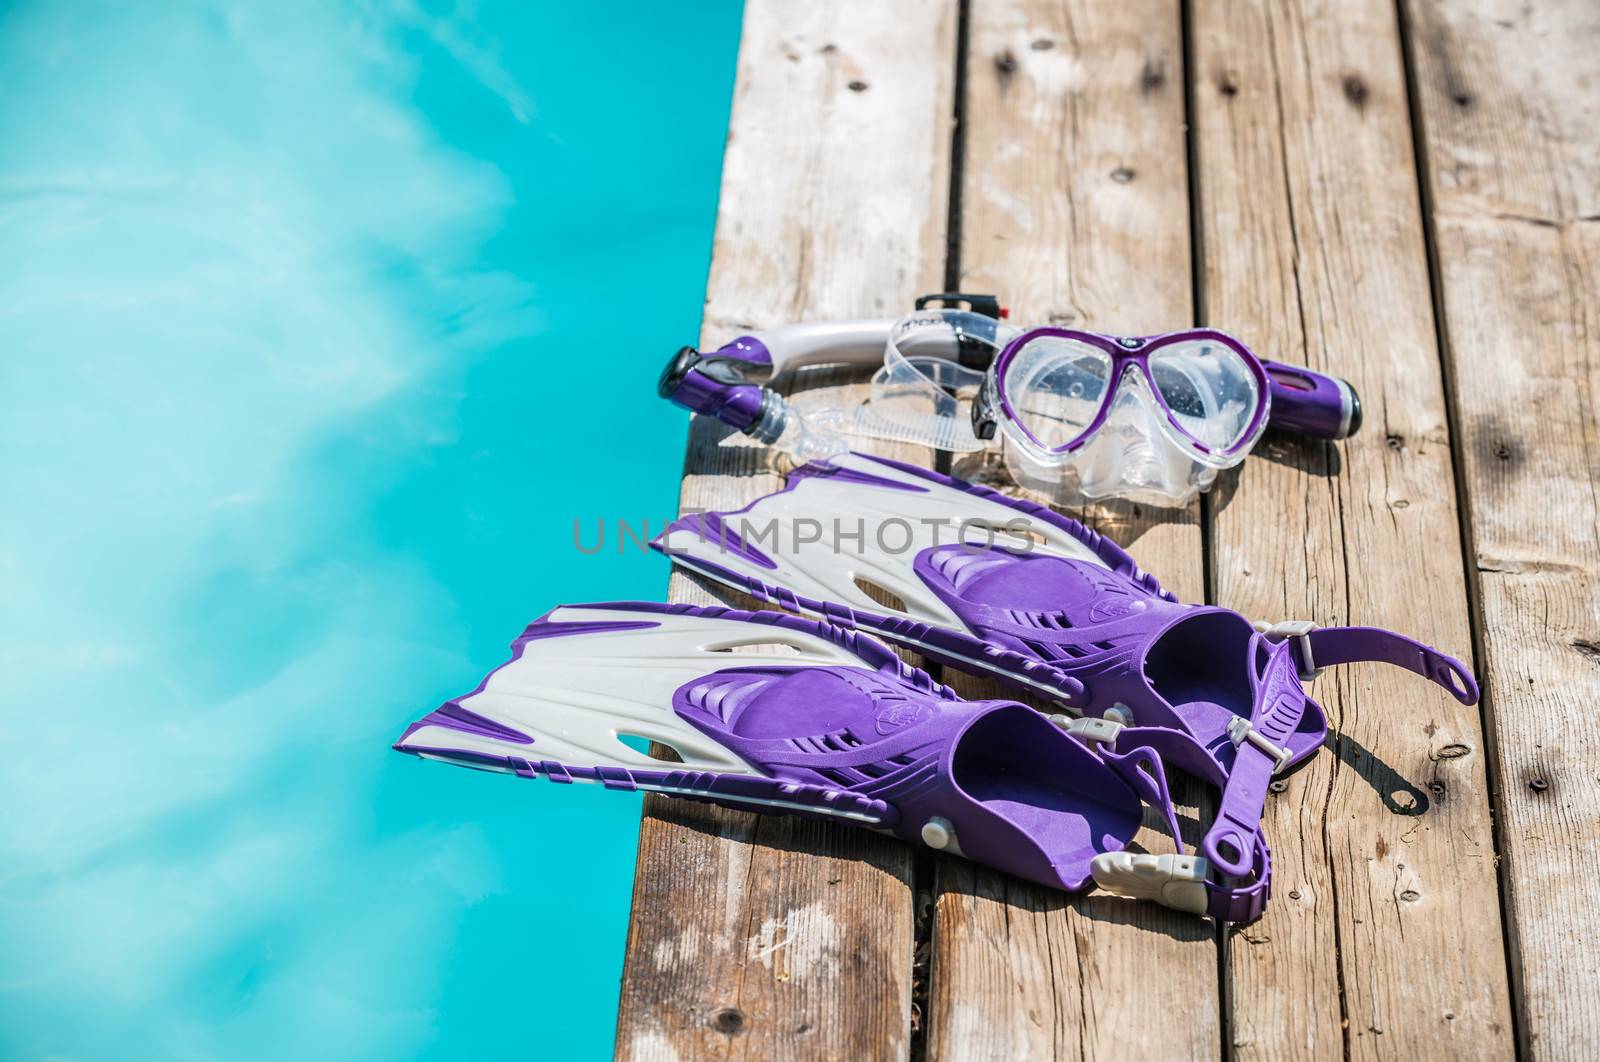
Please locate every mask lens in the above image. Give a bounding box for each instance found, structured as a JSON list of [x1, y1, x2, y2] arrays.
[[1148, 338, 1260, 449], [999, 335, 1113, 450]]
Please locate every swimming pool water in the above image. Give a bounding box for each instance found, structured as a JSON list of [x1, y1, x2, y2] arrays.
[[0, 1, 741, 1057]]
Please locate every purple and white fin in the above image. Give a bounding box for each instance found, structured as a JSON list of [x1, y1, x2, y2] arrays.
[[654, 451, 1163, 707], [392, 603, 949, 825], [394, 600, 1273, 919]]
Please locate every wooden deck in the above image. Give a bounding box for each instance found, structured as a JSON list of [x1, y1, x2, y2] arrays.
[[616, 1, 1599, 1058]]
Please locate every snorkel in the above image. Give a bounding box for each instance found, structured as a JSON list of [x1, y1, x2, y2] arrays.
[[657, 324, 880, 460], [658, 295, 1362, 503]]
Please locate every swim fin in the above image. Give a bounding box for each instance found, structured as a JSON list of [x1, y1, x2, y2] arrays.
[[392, 601, 1269, 919], [652, 451, 1480, 787]]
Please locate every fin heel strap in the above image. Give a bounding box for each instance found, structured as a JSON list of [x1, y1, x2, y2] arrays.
[[1208, 835, 1272, 923], [1303, 626, 1479, 704], [1258, 619, 1478, 703], [1095, 740, 1274, 923], [1205, 640, 1307, 877], [1102, 742, 1186, 850]]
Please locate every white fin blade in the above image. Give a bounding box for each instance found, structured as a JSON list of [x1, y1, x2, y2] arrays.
[[659, 452, 1109, 631], [399, 606, 872, 776]]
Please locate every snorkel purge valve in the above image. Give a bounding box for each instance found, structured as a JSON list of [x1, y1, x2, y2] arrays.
[[659, 339, 851, 461], [657, 294, 1363, 506]]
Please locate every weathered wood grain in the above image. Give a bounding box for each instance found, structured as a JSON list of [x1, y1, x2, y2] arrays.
[[1405, 1, 1600, 1055], [925, 3, 1217, 1059], [1190, 2, 1515, 1057], [613, 2, 957, 1059], [623, 0, 1600, 1056]]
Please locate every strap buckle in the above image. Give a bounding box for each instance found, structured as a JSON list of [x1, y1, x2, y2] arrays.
[[1253, 619, 1321, 680], [1090, 852, 1210, 915], [1055, 714, 1124, 747], [1226, 716, 1294, 776]]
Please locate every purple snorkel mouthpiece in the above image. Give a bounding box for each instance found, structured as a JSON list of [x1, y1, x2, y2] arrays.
[[657, 336, 850, 456]]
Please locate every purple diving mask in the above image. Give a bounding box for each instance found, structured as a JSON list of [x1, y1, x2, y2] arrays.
[[976, 321, 1358, 502]]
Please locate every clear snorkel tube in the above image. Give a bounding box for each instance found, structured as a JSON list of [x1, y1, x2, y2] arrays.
[[655, 298, 1016, 461], [788, 308, 1015, 453]]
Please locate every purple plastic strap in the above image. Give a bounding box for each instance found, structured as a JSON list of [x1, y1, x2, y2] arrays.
[[1103, 743, 1185, 850], [1206, 835, 1273, 923], [1304, 626, 1479, 704], [1205, 639, 1305, 876], [1101, 731, 1273, 924]]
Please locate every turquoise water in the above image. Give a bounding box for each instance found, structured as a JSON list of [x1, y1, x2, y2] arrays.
[[0, 2, 740, 1057]]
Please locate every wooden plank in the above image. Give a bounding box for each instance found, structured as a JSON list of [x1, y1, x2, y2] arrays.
[[1189, 2, 1515, 1057], [925, 3, 1218, 1059], [613, 2, 957, 1059], [1404, 1, 1600, 1056]]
